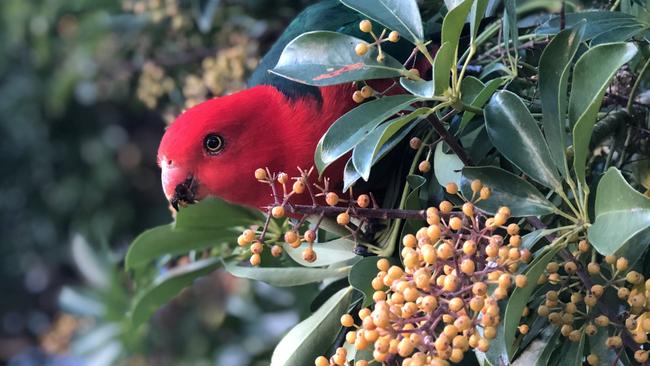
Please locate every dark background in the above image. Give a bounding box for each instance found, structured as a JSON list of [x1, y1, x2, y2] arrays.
[[0, 0, 317, 364]]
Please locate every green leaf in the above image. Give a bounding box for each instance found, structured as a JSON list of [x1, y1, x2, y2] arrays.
[[521, 229, 552, 250], [400, 78, 433, 97], [502, 0, 519, 58], [125, 198, 256, 270], [283, 237, 358, 267], [343, 113, 420, 190], [460, 166, 556, 216], [353, 108, 430, 180], [339, 0, 424, 44], [591, 25, 648, 45], [271, 287, 354, 366], [570, 43, 637, 186], [458, 76, 506, 133], [316, 95, 421, 173], [537, 11, 644, 40], [534, 329, 561, 366], [442, 0, 473, 54], [470, 0, 489, 41], [539, 22, 586, 177], [503, 245, 562, 359], [224, 261, 349, 287], [564, 331, 586, 366], [588, 168, 650, 256], [349, 257, 397, 307], [271, 31, 406, 87], [433, 42, 454, 95], [484, 90, 562, 190], [434, 142, 464, 187], [130, 257, 221, 327]]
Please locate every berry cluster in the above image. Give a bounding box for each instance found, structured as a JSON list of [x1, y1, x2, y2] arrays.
[[238, 167, 381, 266], [534, 247, 650, 364], [315, 181, 533, 365], [354, 19, 400, 60]]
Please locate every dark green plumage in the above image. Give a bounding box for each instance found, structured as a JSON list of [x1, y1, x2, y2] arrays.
[[247, 0, 423, 100]]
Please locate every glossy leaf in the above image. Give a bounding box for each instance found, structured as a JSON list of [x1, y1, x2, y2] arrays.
[[224, 261, 348, 287], [441, 0, 473, 53], [521, 229, 552, 250], [539, 22, 585, 177], [340, 0, 424, 44], [591, 25, 648, 45], [125, 198, 256, 270], [570, 43, 637, 186], [343, 112, 421, 190], [460, 166, 556, 216], [434, 142, 464, 187], [400, 77, 433, 97], [537, 11, 644, 40], [503, 245, 562, 359], [433, 42, 454, 95], [353, 108, 429, 180], [470, 0, 489, 41], [349, 257, 397, 307], [588, 168, 650, 256], [284, 237, 358, 268], [271, 287, 354, 366], [130, 257, 221, 327], [315, 95, 421, 173], [271, 31, 406, 87], [534, 329, 561, 366], [484, 90, 562, 189], [565, 331, 586, 366], [458, 76, 506, 133]]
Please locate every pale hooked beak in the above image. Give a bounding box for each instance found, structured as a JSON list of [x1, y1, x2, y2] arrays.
[[161, 160, 198, 211]]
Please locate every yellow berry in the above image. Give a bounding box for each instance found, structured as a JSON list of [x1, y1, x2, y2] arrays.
[[518, 324, 529, 334], [578, 239, 589, 252], [359, 19, 372, 33], [445, 182, 459, 195], [251, 241, 264, 254], [271, 245, 283, 257], [249, 253, 261, 266], [284, 230, 299, 244], [325, 192, 340, 206], [277, 172, 289, 184], [315, 356, 329, 366], [352, 90, 365, 103], [355, 43, 369, 56], [254, 168, 267, 180], [439, 200, 453, 214], [242, 229, 256, 242], [341, 314, 354, 327], [616, 257, 629, 271], [292, 180, 306, 194], [360, 85, 374, 98], [357, 194, 370, 208], [515, 275, 528, 288], [418, 160, 431, 173], [635, 350, 649, 363], [507, 223, 520, 236], [304, 229, 316, 243], [302, 247, 317, 262], [449, 217, 463, 231], [271, 205, 285, 218], [388, 30, 400, 42], [587, 262, 600, 274], [336, 212, 350, 225], [586, 354, 599, 366], [479, 186, 491, 200], [470, 179, 482, 193]]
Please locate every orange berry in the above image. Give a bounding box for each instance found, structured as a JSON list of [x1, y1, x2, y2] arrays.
[[271, 245, 283, 257], [254, 168, 267, 180], [462, 202, 474, 217], [271, 205, 285, 218], [336, 212, 350, 225], [315, 356, 329, 366], [439, 200, 453, 213], [302, 247, 317, 262], [352, 90, 365, 103], [355, 43, 369, 56], [341, 314, 354, 327], [360, 85, 374, 98], [242, 229, 256, 242], [292, 180, 306, 194], [249, 253, 261, 266], [479, 186, 491, 200], [251, 241, 264, 254], [388, 30, 400, 42], [356, 194, 371, 208], [359, 19, 372, 33], [325, 192, 339, 206], [277, 172, 289, 184], [418, 160, 431, 173], [515, 275, 527, 288], [449, 217, 463, 231], [304, 229, 317, 243], [445, 182, 459, 195]]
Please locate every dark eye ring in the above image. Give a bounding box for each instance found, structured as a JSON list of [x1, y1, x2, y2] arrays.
[[203, 133, 224, 154]]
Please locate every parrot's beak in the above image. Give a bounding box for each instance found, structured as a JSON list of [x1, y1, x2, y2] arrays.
[[161, 161, 198, 211]]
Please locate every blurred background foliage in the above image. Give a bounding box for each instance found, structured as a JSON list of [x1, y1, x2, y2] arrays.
[[0, 0, 318, 364]]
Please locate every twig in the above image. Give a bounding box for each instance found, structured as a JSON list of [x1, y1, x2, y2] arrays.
[[426, 114, 473, 166]]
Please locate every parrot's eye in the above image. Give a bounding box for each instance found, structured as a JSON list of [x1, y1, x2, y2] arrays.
[[203, 133, 224, 154]]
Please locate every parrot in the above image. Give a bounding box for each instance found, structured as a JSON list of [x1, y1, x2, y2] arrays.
[[158, 1, 439, 211]]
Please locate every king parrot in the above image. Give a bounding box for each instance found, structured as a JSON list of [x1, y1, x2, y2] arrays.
[[158, 0, 437, 210]]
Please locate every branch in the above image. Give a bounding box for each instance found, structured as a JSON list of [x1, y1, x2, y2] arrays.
[[281, 205, 426, 220], [425, 114, 473, 166]]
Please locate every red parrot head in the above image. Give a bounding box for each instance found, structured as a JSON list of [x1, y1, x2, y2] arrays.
[[157, 84, 354, 210]]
